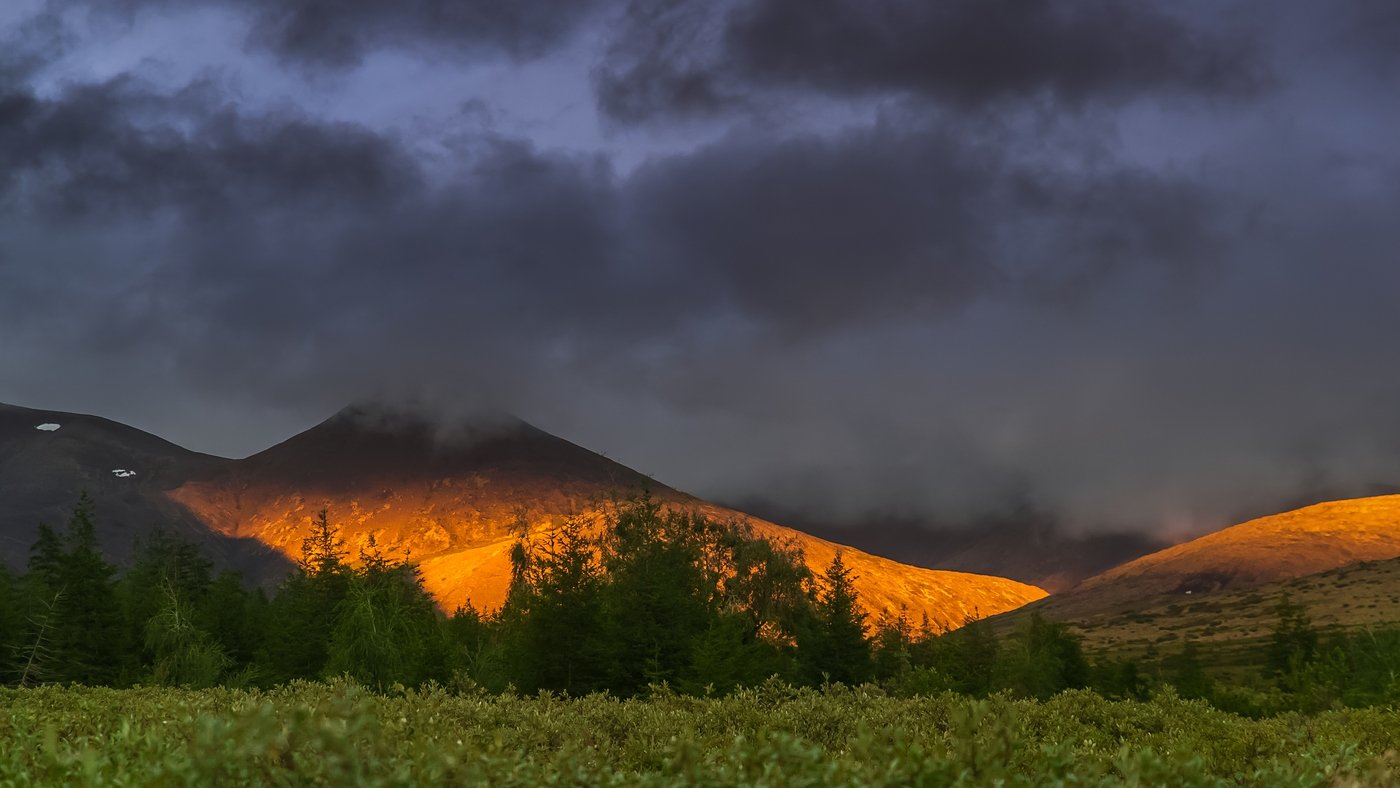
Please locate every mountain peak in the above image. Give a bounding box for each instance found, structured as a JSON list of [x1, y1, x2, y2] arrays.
[[324, 400, 528, 440]]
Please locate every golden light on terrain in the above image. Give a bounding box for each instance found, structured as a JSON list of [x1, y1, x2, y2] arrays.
[[1001, 494, 1400, 645], [1084, 494, 1400, 596], [169, 483, 1045, 630], [164, 408, 1046, 630]]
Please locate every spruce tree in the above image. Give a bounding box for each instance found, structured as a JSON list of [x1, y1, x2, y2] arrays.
[[259, 510, 351, 683], [948, 617, 999, 696], [804, 552, 872, 685], [22, 496, 125, 685], [598, 501, 717, 694], [1170, 640, 1213, 700], [498, 513, 606, 693], [198, 571, 264, 671]]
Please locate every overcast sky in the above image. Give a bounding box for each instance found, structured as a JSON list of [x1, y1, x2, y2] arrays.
[[2, 0, 1398, 537]]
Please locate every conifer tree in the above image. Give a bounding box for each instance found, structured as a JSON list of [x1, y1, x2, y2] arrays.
[[804, 552, 872, 685], [198, 571, 264, 671], [0, 566, 17, 675], [498, 512, 606, 693], [23, 496, 125, 685], [326, 538, 449, 688], [26, 522, 63, 584], [13, 589, 63, 688], [598, 500, 718, 694], [1170, 640, 1213, 700], [446, 602, 504, 688], [871, 608, 913, 682], [119, 530, 215, 681], [947, 617, 1000, 696], [1267, 594, 1319, 679], [259, 509, 351, 683], [999, 613, 1089, 700], [145, 577, 230, 688]]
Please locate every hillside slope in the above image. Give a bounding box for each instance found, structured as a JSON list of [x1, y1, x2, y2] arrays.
[[998, 495, 1400, 647], [1082, 495, 1400, 597], [166, 404, 1045, 626], [0, 402, 283, 577], [1068, 554, 1400, 657]]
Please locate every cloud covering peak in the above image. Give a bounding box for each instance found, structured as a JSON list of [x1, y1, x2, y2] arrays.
[[3, 0, 1399, 540]]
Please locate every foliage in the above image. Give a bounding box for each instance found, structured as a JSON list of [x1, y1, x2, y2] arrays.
[[497, 495, 817, 696], [0, 682, 1398, 785], [7, 494, 1400, 729], [805, 551, 873, 685], [18, 495, 123, 686]]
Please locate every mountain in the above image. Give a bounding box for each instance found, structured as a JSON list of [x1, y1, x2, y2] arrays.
[[0, 401, 1046, 627], [0, 402, 284, 579], [1080, 495, 1400, 597], [998, 495, 1400, 646]]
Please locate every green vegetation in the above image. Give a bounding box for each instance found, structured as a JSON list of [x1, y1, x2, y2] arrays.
[[0, 493, 1101, 700], [2, 682, 1398, 785], [6, 494, 1400, 784], [6, 493, 1400, 715]]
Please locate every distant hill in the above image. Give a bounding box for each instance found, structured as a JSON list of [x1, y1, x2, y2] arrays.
[[0, 401, 1046, 628], [995, 495, 1400, 651]]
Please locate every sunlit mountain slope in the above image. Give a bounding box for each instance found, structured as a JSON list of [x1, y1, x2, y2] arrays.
[[167, 403, 1046, 627], [996, 495, 1400, 644]]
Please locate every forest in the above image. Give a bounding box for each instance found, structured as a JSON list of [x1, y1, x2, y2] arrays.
[[4, 492, 1399, 719]]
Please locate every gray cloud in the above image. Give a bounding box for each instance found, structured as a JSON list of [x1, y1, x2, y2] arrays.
[[2, 0, 1399, 549], [596, 0, 1265, 125], [64, 0, 611, 68]]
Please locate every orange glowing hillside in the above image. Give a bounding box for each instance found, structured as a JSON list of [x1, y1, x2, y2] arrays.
[[169, 404, 1046, 628], [997, 494, 1400, 634], [1082, 494, 1400, 597]]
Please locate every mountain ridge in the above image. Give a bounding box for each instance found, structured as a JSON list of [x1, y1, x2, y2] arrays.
[[0, 400, 1047, 627]]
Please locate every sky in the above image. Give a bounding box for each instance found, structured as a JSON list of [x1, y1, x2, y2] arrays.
[[2, 0, 1398, 539]]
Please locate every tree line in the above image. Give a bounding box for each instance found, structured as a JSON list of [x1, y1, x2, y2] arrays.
[[0, 493, 1083, 696], [3, 492, 1397, 713]]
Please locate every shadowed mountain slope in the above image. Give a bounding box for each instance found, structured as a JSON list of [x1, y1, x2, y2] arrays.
[[0, 402, 285, 579]]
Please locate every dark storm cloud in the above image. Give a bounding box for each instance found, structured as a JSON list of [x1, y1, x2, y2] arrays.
[[0, 77, 418, 220], [596, 0, 1264, 124], [0, 52, 1218, 390], [626, 124, 1225, 332], [4, 0, 1400, 544], [68, 0, 611, 68], [1335, 0, 1400, 73], [594, 0, 743, 125]]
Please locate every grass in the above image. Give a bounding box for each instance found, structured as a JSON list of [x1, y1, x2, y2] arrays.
[[1007, 556, 1400, 666]]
